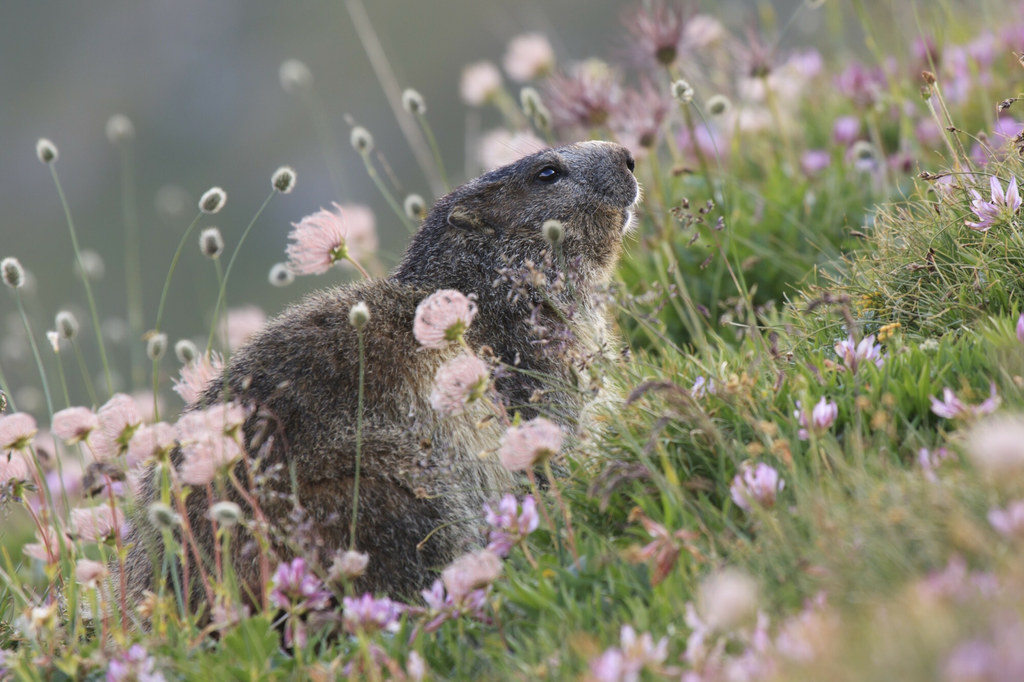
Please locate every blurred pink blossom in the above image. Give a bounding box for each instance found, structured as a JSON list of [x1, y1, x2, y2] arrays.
[[91, 393, 142, 460], [220, 305, 266, 352], [51, 407, 99, 445], [442, 549, 502, 600], [502, 32, 554, 82], [497, 417, 563, 471], [795, 397, 838, 440], [0, 452, 31, 484], [286, 203, 377, 276], [930, 384, 1000, 420], [173, 352, 224, 405], [413, 289, 477, 348], [730, 461, 785, 512], [23, 525, 71, 564], [0, 412, 37, 452], [988, 500, 1024, 540], [127, 422, 176, 466], [460, 61, 502, 106], [70, 504, 126, 542], [430, 353, 490, 415], [834, 334, 885, 373], [477, 129, 546, 171]]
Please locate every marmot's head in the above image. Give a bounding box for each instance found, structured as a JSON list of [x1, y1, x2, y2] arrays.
[[395, 141, 639, 294]]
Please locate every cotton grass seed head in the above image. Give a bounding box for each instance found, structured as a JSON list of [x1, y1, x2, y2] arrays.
[[55, 310, 79, 340], [209, 500, 243, 527], [174, 339, 199, 364], [542, 219, 564, 246], [279, 59, 313, 94], [520, 86, 543, 116], [349, 301, 370, 330], [672, 79, 694, 104], [199, 227, 224, 259], [148, 502, 181, 530], [272, 166, 296, 194], [146, 333, 168, 361], [707, 94, 732, 116], [402, 88, 427, 115], [1, 257, 25, 289], [199, 187, 227, 214], [404, 194, 426, 221], [268, 263, 294, 287], [36, 138, 58, 164], [350, 126, 374, 155], [105, 114, 135, 145]]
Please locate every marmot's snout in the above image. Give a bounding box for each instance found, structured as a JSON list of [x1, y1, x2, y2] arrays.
[[569, 141, 640, 211]]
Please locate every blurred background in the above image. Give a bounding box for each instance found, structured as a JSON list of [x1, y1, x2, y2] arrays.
[[0, 0, 823, 411]]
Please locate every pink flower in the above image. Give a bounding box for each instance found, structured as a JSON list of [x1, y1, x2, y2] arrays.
[[286, 202, 377, 276], [544, 60, 624, 130], [341, 593, 403, 635], [730, 462, 785, 512], [441, 549, 502, 600], [930, 383, 1000, 420], [430, 353, 490, 415], [965, 175, 1022, 231], [0, 453, 31, 483], [0, 412, 37, 452], [74, 558, 108, 587], [220, 305, 266, 351], [624, 0, 690, 67], [91, 394, 142, 460], [832, 115, 861, 145], [1016, 312, 1024, 343], [497, 417, 563, 471], [589, 625, 668, 682], [800, 149, 831, 176], [459, 61, 502, 106], [176, 403, 247, 485], [51, 407, 99, 445], [988, 500, 1024, 540], [502, 32, 555, 82], [173, 352, 224, 405], [794, 397, 838, 440], [413, 289, 478, 348], [833, 334, 885, 373], [71, 504, 126, 542], [484, 494, 539, 557], [126, 422, 176, 466], [477, 129, 547, 171], [23, 525, 71, 564]]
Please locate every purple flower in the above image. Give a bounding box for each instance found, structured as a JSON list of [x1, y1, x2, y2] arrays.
[[988, 500, 1024, 540], [107, 644, 165, 682], [800, 149, 831, 176], [834, 334, 885, 373], [917, 447, 952, 483], [419, 578, 490, 632], [342, 593, 403, 635], [832, 115, 861, 145], [965, 176, 1021, 231], [794, 397, 838, 440], [484, 494, 539, 557], [588, 625, 668, 682], [269, 557, 332, 612], [1016, 312, 1024, 343], [730, 462, 785, 512], [930, 383, 1000, 420]]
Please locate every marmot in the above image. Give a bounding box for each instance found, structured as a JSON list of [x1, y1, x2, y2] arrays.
[[122, 140, 638, 610]]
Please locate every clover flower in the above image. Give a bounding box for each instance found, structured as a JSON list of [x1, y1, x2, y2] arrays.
[[929, 383, 1000, 420], [484, 494, 539, 557], [413, 289, 477, 348], [834, 333, 885, 373], [342, 593, 403, 635], [286, 202, 377, 276], [794, 397, 838, 440], [497, 417, 563, 471], [107, 644, 165, 682], [430, 353, 490, 415], [730, 461, 785, 512], [270, 557, 333, 647], [965, 175, 1021, 231]]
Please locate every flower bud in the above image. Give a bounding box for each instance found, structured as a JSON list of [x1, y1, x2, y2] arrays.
[[199, 187, 227, 214], [672, 80, 694, 104], [350, 126, 374, 155], [707, 94, 731, 116], [36, 138, 58, 164], [174, 339, 199, 364], [402, 88, 426, 115], [146, 333, 168, 360], [404, 194, 426, 221], [209, 500, 243, 527], [56, 310, 79, 340], [272, 166, 296, 194], [148, 502, 181, 530], [199, 227, 224, 259], [269, 263, 295, 288], [1, 257, 25, 289], [349, 301, 370, 330]]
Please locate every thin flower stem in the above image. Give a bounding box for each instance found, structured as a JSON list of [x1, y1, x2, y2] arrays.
[[543, 459, 580, 566], [302, 90, 347, 197], [15, 293, 54, 417], [360, 151, 415, 233], [350, 327, 366, 550], [48, 165, 114, 395], [227, 466, 272, 612], [71, 341, 98, 406], [207, 191, 276, 354], [414, 113, 450, 192], [118, 144, 146, 389], [344, 255, 372, 281]]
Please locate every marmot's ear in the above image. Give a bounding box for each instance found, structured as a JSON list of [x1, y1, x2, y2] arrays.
[[447, 204, 495, 235]]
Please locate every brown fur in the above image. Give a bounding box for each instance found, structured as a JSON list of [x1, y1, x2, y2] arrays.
[[121, 141, 638, 613]]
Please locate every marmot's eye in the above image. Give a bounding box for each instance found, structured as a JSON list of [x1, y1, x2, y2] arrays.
[[537, 166, 560, 183]]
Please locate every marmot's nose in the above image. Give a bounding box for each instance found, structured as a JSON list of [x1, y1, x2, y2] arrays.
[[625, 154, 635, 173]]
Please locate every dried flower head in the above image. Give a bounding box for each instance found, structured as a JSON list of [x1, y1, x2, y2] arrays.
[[502, 32, 555, 82], [209, 500, 243, 527], [279, 59, 313, 94], [272, 166, 297, 194], [55, 310, 79, 340], [105, 114, 135, 145], [36, 138, 58, 163], [46, 330, 60, 353], [268, 263, 295, 287], [430, 353, 490, 415], [146, 333, 168, 361], [2, 257, 25, 289], [413, 289, 478, 348], [198, 227, 224, 259], [174, 339, 199, 364], [349, 301, 370, 330], [498, 417, 563, 471], [199, 187, 227, 214], [52, 407, 99, 445], [460, 61, 503, 106], [350, 126, 374, 155], [404, 194, 426, 221], [402, 88, 427, 115], [286, 202, 378, 276]]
